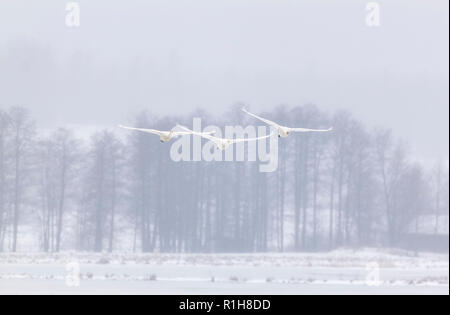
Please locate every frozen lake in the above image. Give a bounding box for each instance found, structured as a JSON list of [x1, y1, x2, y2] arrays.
[[0, 249, 448, 295], [1, 278, 448, 295]]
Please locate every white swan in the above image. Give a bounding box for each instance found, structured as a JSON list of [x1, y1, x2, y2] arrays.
[[242, 108, 333, 138], [118, 125, 214, 143], [177, 125, 273, 151]]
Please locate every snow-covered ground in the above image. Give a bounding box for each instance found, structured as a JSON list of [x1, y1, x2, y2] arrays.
[[0, 248, 448, 295]]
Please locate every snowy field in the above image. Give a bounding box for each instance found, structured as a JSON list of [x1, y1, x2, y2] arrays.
[[0, 248, 448, 295]]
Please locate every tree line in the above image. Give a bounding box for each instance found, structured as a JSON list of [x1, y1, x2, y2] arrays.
[[0, 104, 448, 253]]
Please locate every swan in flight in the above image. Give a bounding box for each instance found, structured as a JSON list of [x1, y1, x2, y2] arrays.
[[118, 125, 215, 143], [242, 108, 333, 138], [177, 125, 274, 151]]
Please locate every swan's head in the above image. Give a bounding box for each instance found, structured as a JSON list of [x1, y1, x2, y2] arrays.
[[219, 140, 231, 150], [280, 129, 290, 137], [278, 128, 292, 138]]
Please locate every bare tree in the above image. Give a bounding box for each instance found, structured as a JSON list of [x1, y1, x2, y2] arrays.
[[375, 130, 409, 245], [0, 110, 11, 250], [9, 107, 35, 252], [78, 130, 123, 252], [431, 160, 447, 234], [37, 128, 80, 252]]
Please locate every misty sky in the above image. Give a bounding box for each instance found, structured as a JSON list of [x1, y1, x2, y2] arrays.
[[0, 0, 448, 161]]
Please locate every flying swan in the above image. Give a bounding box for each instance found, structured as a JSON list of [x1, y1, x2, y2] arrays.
[[242, 108, 333, 138], [118, 125, 215, 143], [177, 125, 273, 151]]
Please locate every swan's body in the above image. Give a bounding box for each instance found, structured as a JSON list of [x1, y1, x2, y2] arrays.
[[119, 125, 214, 143], [177, 125, 273, 151], [242, 108, 332, 138]]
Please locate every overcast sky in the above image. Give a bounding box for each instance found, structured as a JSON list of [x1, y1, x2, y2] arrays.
[[0, 0, 448, 161]]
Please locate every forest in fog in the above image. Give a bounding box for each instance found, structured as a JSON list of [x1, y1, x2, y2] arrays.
[[0, 104, 448, 253]]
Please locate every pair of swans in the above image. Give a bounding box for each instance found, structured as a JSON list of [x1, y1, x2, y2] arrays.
[[118, 124, 269, 151], [119, 108, 333, 150]]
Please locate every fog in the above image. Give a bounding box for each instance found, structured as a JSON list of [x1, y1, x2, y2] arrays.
[[0, 0, 449, 296], [0, 0, 448, 161]]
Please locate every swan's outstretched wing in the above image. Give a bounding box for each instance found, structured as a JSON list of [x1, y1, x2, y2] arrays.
[[176, 125, 218, 142], [172, 126, 216, 137], [119, 125, 165, 136], [232, 133, 274, 144], [172, 131, 195, 137], [242, 108, 280, 128], [290, 127, 333, 133]]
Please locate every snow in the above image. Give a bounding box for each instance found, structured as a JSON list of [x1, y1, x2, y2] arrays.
[[1, 279, 448, 295], [0, 248, 448, 295]]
